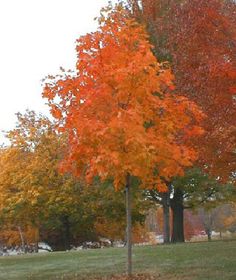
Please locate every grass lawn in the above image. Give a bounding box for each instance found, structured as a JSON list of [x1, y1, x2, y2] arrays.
[[0, 240, 236, 280]]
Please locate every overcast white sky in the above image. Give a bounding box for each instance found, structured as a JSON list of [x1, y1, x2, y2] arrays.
[[0, 0, 114, 144]]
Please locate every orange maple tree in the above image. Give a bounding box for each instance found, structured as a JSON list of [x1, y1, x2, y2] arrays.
[[42, 5, 204, 275], [43, 5, 203, 191]]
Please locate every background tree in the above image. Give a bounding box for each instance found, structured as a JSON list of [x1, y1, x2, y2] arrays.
[[132, 0, 236, 180], [199, 203, 236, 241], [171, 168, 235, 242], [0, 111, 72, 249], [0, 110, 147, 251], [128, 0, 236, 243], [146, 168, 236, 243]]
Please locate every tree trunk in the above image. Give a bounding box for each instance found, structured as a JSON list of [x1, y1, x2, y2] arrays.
[[171, 188, 185, 243], [162, 191, 170, 243], [63, 216, 71, 250], [17, 226, 26, 253], [206, 229, 212, 241], [35, 242, 39, 253], [126, 174, 132, 277]]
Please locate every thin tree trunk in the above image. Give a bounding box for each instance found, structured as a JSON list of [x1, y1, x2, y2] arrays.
[[34, 227, 39, 253], [162, 192, 170, 243], [171, 188, 185, 243], [17, 226, 26, 253], [126, 173, 132, 277]]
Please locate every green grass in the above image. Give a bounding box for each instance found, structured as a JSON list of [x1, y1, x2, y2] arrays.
[[0, 240, 236, 279]]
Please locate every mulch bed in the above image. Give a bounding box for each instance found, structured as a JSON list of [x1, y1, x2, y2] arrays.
[[74, 274, 159, 280]]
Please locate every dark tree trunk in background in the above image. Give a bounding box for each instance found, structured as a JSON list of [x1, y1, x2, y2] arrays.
[[206, 229, 212, 241], [63, 216, 71, 250], [162, 191, 170, 243], [171, 188, 185, 243]]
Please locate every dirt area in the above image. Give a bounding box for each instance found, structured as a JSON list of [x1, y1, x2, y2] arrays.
[[76, 274, 159, 280]]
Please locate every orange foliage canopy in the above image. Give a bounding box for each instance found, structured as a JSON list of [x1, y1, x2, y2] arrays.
[[43, 6, 203, 191]]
